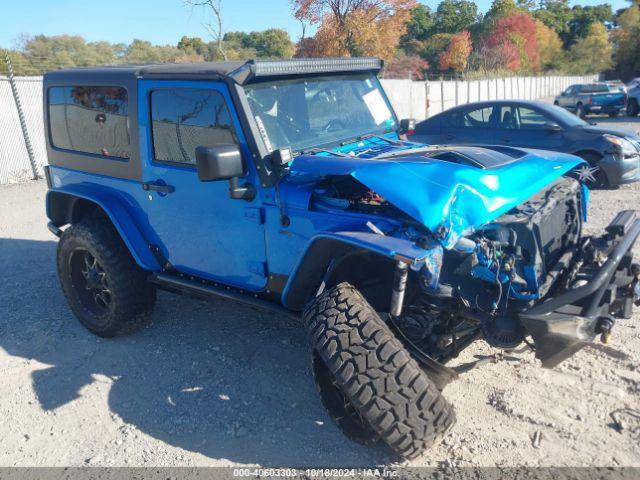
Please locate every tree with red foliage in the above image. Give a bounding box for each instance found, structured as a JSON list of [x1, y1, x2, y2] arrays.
[[438, 30, 472, 72], [487, 12, 540, 72]]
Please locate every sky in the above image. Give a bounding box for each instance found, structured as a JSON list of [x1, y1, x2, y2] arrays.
[[0, 0, 632, 49]]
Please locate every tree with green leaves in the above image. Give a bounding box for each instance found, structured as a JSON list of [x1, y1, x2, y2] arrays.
[[613, 0, 640, 80], [534, 0, 573, 36], [433, 0, 479, 33], [568, 22, 612, 73], [568, 5, 612, 43]]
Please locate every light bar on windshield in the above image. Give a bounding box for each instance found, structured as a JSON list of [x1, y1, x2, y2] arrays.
[[229, 58, 383, 85]]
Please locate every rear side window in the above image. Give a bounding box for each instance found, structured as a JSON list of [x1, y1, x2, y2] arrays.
[[580, 84, 609, 93], [150, 88, 237, 166], [446, 106, 494, 128], [48, 86, 130, 158]]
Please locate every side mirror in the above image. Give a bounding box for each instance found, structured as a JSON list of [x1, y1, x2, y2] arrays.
[[195, 144, 244, 182], [399, 118, 416, 135], [544, 122, 562, 133], [195, 144, 255, 201]]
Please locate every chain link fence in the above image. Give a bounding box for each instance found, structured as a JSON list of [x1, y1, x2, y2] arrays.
[[0, 72, 599, 186]]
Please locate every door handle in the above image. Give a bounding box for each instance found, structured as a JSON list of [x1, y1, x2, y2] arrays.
[[142, 181, 175, 194]]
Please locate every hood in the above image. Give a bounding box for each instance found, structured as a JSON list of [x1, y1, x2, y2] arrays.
[[289, 145, 584, 248], [579, 124, 640, 139]]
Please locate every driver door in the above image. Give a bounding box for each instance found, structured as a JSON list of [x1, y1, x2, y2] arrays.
[[137, 80, 267, 290]]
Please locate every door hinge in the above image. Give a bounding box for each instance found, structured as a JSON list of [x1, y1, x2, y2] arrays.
[[248, 261, 268, 277], [245, 207, 265, 224]]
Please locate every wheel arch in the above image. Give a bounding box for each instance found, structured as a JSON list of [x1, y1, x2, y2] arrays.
[[572, 149, 603, 163], [47, 189, 160, 271], [282, 232, 425, 311]]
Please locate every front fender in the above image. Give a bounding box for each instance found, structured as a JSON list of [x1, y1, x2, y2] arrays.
[[282, 231, 429, 311], [46, 185, 160, 271]]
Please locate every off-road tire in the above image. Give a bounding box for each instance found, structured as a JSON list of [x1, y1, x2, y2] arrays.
[[303, 282, 455, 459], [57, 218, 156, 337], [627, 99, 639, 117]]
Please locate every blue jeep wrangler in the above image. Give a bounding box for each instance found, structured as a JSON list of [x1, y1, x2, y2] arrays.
[[43, 58, 640, 459]]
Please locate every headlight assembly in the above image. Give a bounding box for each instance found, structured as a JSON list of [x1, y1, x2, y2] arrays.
[[604, 134, 638, 158]]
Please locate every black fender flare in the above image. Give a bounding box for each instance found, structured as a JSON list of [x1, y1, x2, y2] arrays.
[[281, 231, 428, 311]]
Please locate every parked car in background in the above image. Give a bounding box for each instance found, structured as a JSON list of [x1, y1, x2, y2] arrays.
[[627, 85, 640, 116], [410, 100, 640, 187], [554, 83, 627, 118], [627, 78, 640, 90]]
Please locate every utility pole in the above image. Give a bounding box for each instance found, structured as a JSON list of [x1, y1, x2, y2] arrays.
[[5, 54, 39, 180]]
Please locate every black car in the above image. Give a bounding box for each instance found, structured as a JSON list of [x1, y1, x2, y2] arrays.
[[410, 100, 640, 187]]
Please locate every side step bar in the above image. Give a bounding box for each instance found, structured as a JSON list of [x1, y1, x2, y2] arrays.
[[150, 272, 299, 321]]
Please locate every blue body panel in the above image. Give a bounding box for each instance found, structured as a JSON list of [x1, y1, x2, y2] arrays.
[[290, 148, 584, 248], [46, 171, 161, 271]]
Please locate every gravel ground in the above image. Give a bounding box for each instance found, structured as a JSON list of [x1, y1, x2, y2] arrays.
[[1, 117, 639, 468]]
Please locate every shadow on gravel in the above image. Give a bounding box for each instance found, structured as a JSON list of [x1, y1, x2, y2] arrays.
[[0, 237, 391, 466]]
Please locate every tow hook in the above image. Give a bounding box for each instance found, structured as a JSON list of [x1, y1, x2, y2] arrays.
[[595, 316, 615, 344]]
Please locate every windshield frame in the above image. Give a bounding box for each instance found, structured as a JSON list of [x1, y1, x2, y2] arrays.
[[240, 72, 399, 154]]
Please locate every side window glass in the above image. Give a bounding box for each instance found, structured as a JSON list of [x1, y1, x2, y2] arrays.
[[516, 107, 549, 130], [443, 111, 464, 127], [48, 86, 130, 158], [498, 106, 517, 129], [463, 107, 493, 128], [151, 88, 237, 165]]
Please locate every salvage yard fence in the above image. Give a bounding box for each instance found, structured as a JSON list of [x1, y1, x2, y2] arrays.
[[0, 73, 597, 186]]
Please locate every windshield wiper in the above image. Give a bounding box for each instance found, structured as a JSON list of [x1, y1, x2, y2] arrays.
[[300, 148, 349, 157], [358, 133, 403, 146]]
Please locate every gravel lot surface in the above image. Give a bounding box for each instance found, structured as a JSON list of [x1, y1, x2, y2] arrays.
[[1, 116, 639, 468]]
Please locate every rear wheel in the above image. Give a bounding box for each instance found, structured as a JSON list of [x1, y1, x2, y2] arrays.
[[57, 218, 156, 337], [575, 103, 585, 118], [304, 282, 455, 459], [627, 99, 639, 117]]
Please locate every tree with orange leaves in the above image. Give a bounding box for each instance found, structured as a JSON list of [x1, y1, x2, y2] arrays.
[[438, 30, 472, 72], [292, 0, 416, 61]]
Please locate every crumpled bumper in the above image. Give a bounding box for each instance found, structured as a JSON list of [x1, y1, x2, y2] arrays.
[[519, 210, 640, 368]]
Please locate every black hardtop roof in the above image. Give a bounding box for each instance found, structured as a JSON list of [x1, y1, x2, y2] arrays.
[[44, 57, 383, 85]]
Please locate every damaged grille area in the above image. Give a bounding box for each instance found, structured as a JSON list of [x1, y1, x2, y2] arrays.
[[496, 177, 583, 288]]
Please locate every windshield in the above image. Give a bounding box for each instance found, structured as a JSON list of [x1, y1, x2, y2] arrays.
[[243, 73, 397, 152], [549, 104, 588, 127]]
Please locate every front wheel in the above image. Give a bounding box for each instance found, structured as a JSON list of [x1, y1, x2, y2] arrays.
[[303, 283, 455, 459], [576, 152, 608, 189], [57, 218, 156, 337], [627, 99, 639, 117]]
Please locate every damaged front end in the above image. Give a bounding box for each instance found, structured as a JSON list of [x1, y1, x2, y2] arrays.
[[289, 142, 640, 374]]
